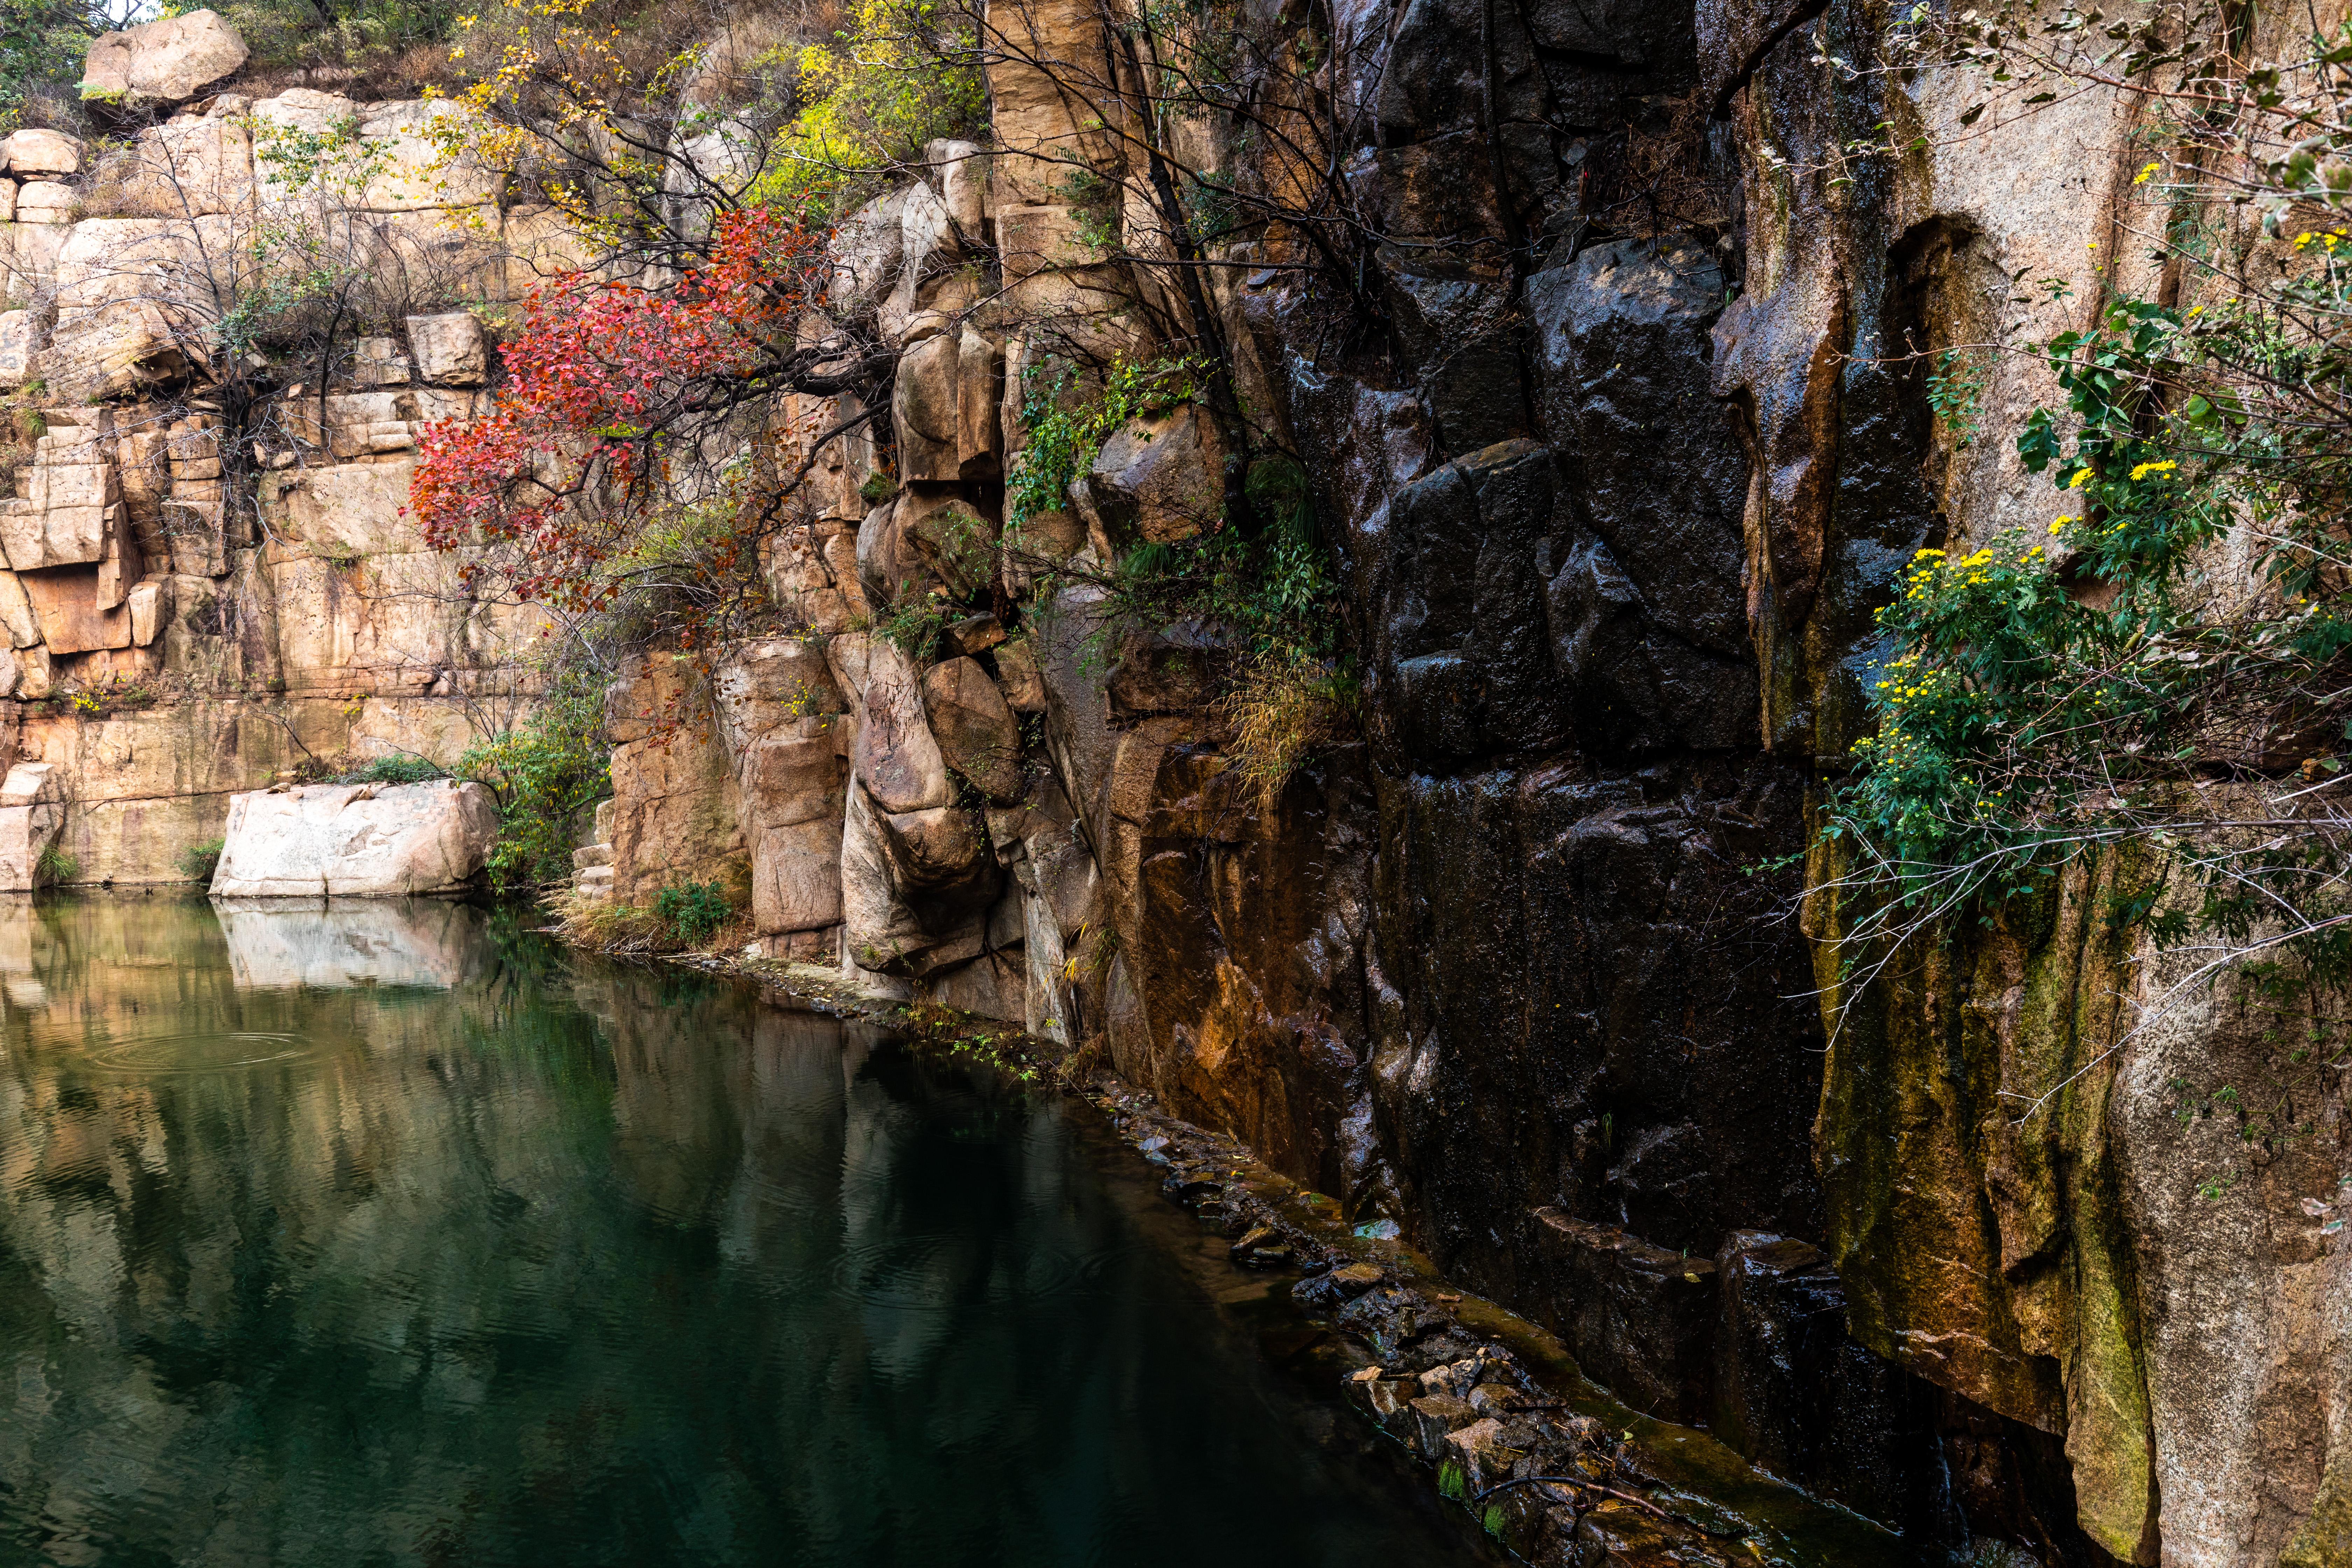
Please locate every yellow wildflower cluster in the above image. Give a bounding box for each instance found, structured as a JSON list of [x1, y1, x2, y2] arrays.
[[2293, 230, 2348, 253], [2128, 459, 2177, 482]]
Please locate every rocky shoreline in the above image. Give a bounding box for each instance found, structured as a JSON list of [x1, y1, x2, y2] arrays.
[[647, 943, 1900, 1567]]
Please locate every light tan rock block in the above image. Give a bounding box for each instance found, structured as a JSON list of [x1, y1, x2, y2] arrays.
[[852, 636, 952, 814], [0, 130, 83, 177], [0, 570, 39, 649], [127, 576, 164, 647], [0, 311, 32, 388], [14, 182, 74, 225], [79, 10, 248, 110], [405, 311, 486, 386], [19, 565, 132, 653], [0, 762, 63, 890], [211, 778, 499, 897]]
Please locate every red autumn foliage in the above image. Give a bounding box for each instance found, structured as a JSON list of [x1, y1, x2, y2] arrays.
[[408, 208, 831, 613]]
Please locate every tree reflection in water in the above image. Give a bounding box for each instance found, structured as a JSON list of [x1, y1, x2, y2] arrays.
[[0, 895, 1480, 1567]]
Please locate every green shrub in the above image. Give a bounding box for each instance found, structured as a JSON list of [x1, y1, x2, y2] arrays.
[[875, 589, 955, 659], [341, 755, 447, 785], [747, 0, 988, 220], [34, 844, 74, 887], [457, 682, 610, 892], [1006, 356, 1205, 533], [655, 881, 733, 947], [176, 838, 226, 882]]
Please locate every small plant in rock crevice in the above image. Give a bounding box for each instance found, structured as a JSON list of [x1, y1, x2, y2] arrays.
[[1005, 355, 1207, 534], [175, 838, 226, 882]]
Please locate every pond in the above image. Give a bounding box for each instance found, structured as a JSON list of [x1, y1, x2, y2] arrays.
[[0, 896, 1487, 1567]]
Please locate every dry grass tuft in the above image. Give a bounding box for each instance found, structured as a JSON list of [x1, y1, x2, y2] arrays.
[[1217, 650, 1355, 813], [552, 883, 752, 956]]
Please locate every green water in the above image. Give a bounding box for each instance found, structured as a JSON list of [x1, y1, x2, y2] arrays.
[[0, 896, 1482, 1568]]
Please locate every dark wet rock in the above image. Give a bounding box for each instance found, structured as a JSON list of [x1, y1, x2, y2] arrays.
[[1575, 1499, 1731, 1566], [1709, 1230, 1948, 1531], [1350, 133, 1504, 248], [1380, 267, 1532, 458], [1527, 237, 1756, 757], [1531, 1209, 1718, 1423], [1377, 440, 1567, 766], [1293, 1259, 1387, 1311], [1374, 0, 1546, 152], [1409, 1394, 1477, 1460], [1369, 758, 1821, 1296]]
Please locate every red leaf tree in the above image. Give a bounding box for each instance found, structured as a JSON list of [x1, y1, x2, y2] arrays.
[[409, 208, 880, 626]]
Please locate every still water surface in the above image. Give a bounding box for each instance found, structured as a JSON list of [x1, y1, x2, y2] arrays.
[[0, 897, 1482, 1567]]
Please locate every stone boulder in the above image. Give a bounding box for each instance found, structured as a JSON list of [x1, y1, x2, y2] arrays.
[[840, 782, 990, 977], [80, 10, 248, 110], [920, 656, 1025, 804], [892, 326, 1001, 482], [856, 499, 941, 609], [0, 312, 33, 387], [830, 186, 911, 310], [1530, 1208, 1719, 1424], [0, 129, 82, 177], [210, 779, 499, 897], [897, 491, 995, 599], [0, 764, 66, 892], [14, 182, 75, 223], [852, 637, 951, 813], [406, 312, 487, 386], [1076, 403, 1225, 545]]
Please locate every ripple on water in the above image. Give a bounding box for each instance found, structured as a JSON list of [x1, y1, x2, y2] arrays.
[[72, 1030, 320, 1075]]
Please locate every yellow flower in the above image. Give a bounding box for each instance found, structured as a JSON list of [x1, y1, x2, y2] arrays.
[[2069, 468, 2095, 490], [2129, 459, 2177, 481]]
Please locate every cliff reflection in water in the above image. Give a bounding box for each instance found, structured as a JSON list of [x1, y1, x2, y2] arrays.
[[0, 896, 1474, 1567]]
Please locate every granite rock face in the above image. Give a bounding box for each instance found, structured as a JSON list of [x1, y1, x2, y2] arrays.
[[79, 9, 248, 108], [211, 780, 498, 897], [15, 0, 2339, 1556]]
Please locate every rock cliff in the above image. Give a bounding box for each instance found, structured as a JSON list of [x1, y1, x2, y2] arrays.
[[13, 0, 2352, 1560], [0, 32, 550, 887]]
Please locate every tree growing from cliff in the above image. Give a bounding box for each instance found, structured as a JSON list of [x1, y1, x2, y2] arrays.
[[408, 205, 875, 637]]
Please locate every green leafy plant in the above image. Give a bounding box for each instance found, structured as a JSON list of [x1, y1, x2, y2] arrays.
[[457, 681, 610, 892], [1823, 250, 2352, 1033], [176, 838, 226, 882], [34, 844, 74, 887], [1925, 346, 1990, 447], [1006, 355, 1206, 532], [876, 589, 956, 659], [654, 880, 734, 947], [747, 0, 988, 220]]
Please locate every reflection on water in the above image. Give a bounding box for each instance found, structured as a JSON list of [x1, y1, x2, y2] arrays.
[[0, 896, 1479, 1567]]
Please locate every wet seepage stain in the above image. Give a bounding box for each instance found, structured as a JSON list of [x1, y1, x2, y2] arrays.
[[0, 894, 1490, 1568]]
